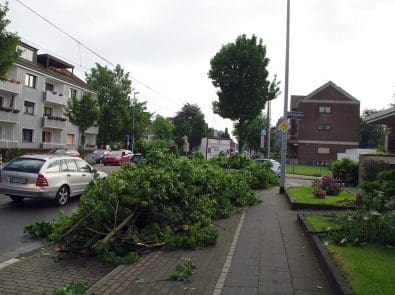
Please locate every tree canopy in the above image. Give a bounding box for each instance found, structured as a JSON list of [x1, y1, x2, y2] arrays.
[[360, 109, 386, 149], [152, 115, 174, 142], [66, 92, 99, 146], [208, 34, 279, 151], [0, 2, 20, 81], [173, 103, 207, 152], [244, 114, 268, 152]]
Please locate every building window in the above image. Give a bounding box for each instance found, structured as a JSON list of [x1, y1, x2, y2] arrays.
[[22, 129, 34, 142], [42, 131, 51, 143], [45, 83, 54, 92], [25, 73, 37, 88], [318, 123, 331, 131], [67, 134, 75, 145], [317, 147, 330, 154], [44, 106, 52, 116], [69, 88, 77, 99], [24, 101, 35, 115], [319, 106, 331, 113]]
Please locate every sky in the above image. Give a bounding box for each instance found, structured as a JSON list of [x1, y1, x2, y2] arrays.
[[4, 0, 395, 135]]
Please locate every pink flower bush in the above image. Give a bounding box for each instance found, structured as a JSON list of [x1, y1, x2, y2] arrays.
[[312, 176, 342, 198]]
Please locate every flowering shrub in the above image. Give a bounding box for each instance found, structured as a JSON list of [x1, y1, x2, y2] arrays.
[[312, 176, 341, 198]]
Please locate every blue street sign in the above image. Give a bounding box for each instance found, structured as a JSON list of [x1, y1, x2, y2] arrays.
[[287, 111, 304, 120], [261, 129, 266, 136]]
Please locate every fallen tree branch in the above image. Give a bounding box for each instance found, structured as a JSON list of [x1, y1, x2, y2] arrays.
[[54, 209, 97, 242], [101, 212, 136, 246]]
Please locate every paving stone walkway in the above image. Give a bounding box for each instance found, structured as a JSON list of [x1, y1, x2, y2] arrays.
[[221, 188, 334, 295], [0, 248, 113, 295]]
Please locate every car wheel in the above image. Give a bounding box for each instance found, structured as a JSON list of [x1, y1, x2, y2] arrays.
[[55, 185, 70, 206], [9, 196, 24, 203], [104, 162, 107, 166]]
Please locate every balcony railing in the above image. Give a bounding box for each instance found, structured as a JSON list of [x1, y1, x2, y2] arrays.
[[85, 126, 99, 134], [0, 109, 20, 123], [42, 117, 67, 129], [44, 90, 68, 106], [0, 139, 19, 149], [41, 142, 66, 150], [0, 79, 22, 94]]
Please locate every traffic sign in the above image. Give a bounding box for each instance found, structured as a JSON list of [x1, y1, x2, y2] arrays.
[[287, 111, 304, 120], [278, 120, 290, 132]]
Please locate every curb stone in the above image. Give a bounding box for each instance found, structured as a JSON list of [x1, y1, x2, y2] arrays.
[[297, 213, 354, 295], [87, 250, 161, 294]]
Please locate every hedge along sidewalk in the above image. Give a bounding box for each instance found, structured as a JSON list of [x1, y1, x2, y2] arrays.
[[285, 186, 356, 210], [88, 209, 244, 295]]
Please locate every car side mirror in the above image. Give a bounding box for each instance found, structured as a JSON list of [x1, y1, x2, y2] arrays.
[[92, 168, 97, 173]]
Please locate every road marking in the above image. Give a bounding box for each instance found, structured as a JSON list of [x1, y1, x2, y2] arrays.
[[0, 258, 20, 270], [212, 209, 246, 295]]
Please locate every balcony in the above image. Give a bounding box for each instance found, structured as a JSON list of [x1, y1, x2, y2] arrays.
[[85, 126, 99, 134], [41, 142, 66, 150], [42, 116, 67, 129], [0, 139, 18, 149], [0, 108, 20, 124], [44, 90, 68, 106], [0, 79, 22, 94]]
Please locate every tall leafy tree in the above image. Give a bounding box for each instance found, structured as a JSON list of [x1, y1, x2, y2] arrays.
[[86, 64, 131, 145], [208, 34, 279, 152], [128, 100, 152, 148], [66, 93, 99, 147], [173, 103, 207, 152], [152, 115, 174, 141], [360, 109, 386, 149], [244, 114, 267, 151], [0, 2, 20, 81]]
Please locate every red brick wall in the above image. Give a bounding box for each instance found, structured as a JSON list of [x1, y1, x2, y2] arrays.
[[296, 143, 357, 165]]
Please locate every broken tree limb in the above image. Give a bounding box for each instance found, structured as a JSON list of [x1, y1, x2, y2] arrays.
[[101, 212, 135, 246], [54, 209, 97, 242]]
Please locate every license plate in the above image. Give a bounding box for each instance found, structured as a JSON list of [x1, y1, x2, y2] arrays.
[[10, 177, 27, 184]]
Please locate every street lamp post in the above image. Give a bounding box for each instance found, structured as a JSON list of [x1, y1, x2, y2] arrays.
[[280, 0, 291, 194], [131, 91, 139, 153]]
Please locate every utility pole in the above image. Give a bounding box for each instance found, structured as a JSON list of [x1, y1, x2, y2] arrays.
[[131, 91, 139, 153], [267, 100, 271, 159], [280, 0, 290, 194]]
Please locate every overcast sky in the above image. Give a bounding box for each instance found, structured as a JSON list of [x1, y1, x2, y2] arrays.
[[5, 0, 395, 134]]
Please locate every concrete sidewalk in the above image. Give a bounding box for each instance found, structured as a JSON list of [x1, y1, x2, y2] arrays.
[[220, 188, 334, 295]]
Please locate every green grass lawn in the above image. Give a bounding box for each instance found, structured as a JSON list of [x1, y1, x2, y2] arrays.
[[288, 186, 355, 205], [304, 213, 342, 232], [286, 164, 332, 176], [306, 213, 395, 295]]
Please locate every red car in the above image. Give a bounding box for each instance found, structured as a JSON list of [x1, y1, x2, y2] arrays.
[[103, 150, 130, 166]]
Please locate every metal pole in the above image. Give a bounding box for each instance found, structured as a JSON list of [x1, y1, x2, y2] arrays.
[[131, 91, 139, 153], [267, 100, 271, 159], [280, 0, 290, 194]]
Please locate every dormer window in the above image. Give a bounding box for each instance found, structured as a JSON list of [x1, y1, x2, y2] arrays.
[[17, 45, 34, 62]]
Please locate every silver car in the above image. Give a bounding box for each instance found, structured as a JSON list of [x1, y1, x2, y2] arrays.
[[0, 154, 107, 206], [255, 158, 281, 177]]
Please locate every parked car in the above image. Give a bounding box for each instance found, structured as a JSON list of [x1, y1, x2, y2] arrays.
[[255, 158, 281, 177], [102, 150, 131, 166], [131, 153, 143, 164], [0, 154, 107, 206], [91, 149, 110, 163], [51, 148, 80, 157]]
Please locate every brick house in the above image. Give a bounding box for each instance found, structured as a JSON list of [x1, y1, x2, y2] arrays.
[[288, 81, 360, 165]]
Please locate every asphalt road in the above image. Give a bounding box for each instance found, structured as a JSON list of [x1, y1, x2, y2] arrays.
[[0, 166, 311, 262], [0, 164, 120, 261]]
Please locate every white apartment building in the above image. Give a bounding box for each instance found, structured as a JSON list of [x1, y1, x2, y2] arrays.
[[0, 42, 98, 151]]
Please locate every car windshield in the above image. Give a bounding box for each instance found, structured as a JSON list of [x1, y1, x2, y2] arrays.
[[93, 150, 104, 155], [3, 158, 45, 173]]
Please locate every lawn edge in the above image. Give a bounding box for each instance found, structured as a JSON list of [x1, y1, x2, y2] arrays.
[[297, 213, 354, 295], [284, 187, 356, 211]]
